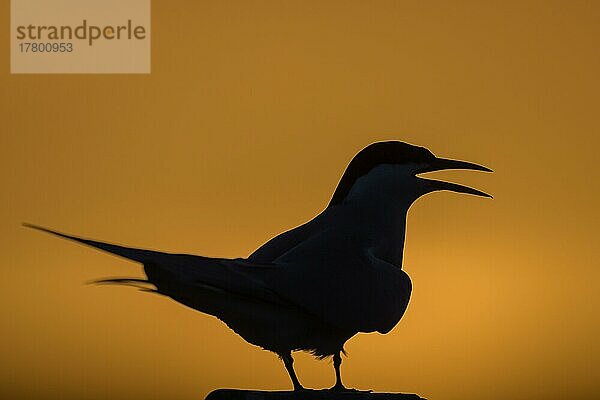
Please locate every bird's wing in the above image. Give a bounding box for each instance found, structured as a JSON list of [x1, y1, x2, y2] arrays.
[[23, 224, 287, 307], [260, 228, 413, 334]]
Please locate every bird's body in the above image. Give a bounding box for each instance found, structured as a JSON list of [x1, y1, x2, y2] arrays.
[[26, 141, 491, 391]]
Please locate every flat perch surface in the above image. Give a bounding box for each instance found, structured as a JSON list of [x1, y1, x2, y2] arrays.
[[205, 389, 426, 400]]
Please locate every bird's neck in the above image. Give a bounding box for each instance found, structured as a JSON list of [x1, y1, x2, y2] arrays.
[[344, 196, 411, 267], [336, 165, 421, 266]]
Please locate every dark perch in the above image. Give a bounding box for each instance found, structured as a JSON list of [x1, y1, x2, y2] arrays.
[[205, 389, 426, 400]]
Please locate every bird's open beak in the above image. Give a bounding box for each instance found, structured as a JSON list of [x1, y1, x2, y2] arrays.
[[419, 157, 493, 198]]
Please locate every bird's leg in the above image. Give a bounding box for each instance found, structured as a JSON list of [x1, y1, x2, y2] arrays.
[[329, 351, 347, 391], [280, 352, 304, 391]]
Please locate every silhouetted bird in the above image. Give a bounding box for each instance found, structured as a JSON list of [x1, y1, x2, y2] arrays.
[[25, 141, 492, 391]]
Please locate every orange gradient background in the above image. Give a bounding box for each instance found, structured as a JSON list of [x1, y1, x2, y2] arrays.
[[1, 1, 598, 399]]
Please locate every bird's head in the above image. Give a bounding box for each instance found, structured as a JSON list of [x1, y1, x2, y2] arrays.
[[329, 141, 492, 207]]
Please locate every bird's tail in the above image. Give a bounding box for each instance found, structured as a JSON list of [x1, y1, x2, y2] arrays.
[[90, 277, 157, 292], [23, 223, 165, 264], [22, 223, 282, 307]]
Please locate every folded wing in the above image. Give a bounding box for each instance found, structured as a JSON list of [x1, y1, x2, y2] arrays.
[[259, 227, 412, 334]]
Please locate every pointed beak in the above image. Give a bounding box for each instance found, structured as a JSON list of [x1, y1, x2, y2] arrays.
[[423, 157, 493, 173], [421, 178, 492, 198], [419, 157, 493, 198]]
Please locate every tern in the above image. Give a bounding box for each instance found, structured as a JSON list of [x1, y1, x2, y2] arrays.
[[25, 141, 492, 391]]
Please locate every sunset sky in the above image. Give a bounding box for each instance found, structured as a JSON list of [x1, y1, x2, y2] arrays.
[[1, 1, 598, 399]]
